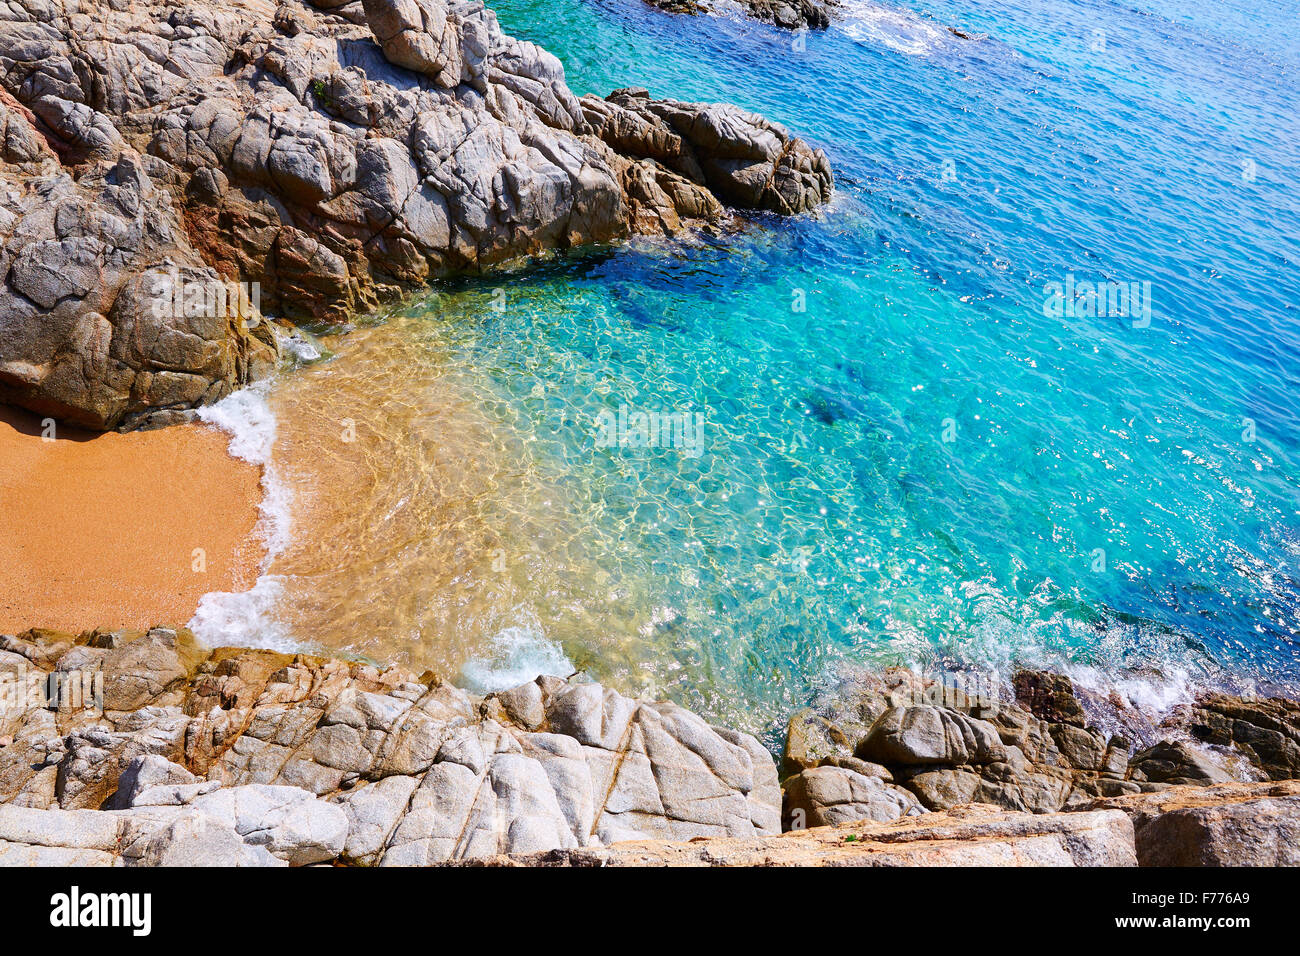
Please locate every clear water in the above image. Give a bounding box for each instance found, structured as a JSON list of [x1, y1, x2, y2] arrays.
[[203, 0, 1300, 741]]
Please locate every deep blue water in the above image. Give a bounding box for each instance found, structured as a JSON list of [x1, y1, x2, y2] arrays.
[[264, 0, 1300, 737]]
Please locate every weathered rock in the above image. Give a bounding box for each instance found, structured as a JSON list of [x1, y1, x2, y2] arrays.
[[1084, 781, 1300, 866], [105, 754, 202, 810], [1182, 692, 1300, 780], [1049, 722, 1108, 771], [582, 89, 833, 218], [782, 764, 924, 828], [56, 710, 193, 809], [0, 94, 277, 430], [168, 785, 349, 864], [130, 811, 286, 867], [334, 774, 419, 864], [643, 0, 834, 31], [7, 629, 1300, 866], [782, 708, 849, 775], [0, 0, 832, 429], [856, 705, 1006, 766], [0, 629, 783, 864], [468, 805, 1138, 867], [0, 782, 342, 865], [785, 668, 1275, 817], [100, 628, 207, 712], [1128, 740, 1233, 788]]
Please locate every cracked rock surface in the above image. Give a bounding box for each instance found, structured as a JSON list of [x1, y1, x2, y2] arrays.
[[3, 627, 1300, 866], [779, 666, 1295, 824], [0, 626, 781, 865], [0, 0, 833, 429]]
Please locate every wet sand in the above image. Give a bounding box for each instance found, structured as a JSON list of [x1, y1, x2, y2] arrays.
[[0, 405, 264, 634]]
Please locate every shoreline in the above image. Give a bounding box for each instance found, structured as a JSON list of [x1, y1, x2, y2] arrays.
[[5, 375, 1274, 755], [0, 406, 265, 634]]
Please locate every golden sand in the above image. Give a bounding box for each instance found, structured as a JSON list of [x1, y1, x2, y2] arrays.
[[0, 405, 264, 634]]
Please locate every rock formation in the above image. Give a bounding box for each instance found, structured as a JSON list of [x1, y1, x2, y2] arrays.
[[639, 0, 981, 38], [1083, 781, 1300, 866], [0, 626, 779, 864], [0, 91, 278, 430], [469, 779, 1300, 866], [643, 0, 836, 32], [779, 666, 1295, 827], [3, 625, 1300, 866], [0, 0, 832, 429], [476, 803, 1140, 866]]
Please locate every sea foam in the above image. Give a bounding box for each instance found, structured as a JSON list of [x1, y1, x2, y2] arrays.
[[459, 623, 575, 693], [189, 381, 294, 648], [836, 0, 962, 57]]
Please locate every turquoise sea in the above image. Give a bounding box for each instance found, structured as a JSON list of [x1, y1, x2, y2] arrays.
[[201, 0, 1300, 741]]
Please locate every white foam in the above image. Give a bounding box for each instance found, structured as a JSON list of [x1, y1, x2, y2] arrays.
[[189, 381, 294, 647], [459, 623, 575, 694], [196, 380, 277, 466], [836, 0, 958, 57], [279, 329, 325, 365], [188, 575, 294, 651], [1065, 663, 1198, 718]]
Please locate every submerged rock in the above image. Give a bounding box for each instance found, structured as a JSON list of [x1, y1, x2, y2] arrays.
[[644, 0, 835, 32], [0, 0, 832, 430]]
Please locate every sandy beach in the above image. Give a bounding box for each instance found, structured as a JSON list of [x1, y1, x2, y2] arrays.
[[0, 406, 264, 634]]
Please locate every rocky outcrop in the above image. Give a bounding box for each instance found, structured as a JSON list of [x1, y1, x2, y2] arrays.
[[0, 626, 780, 864], [1179, 692, 1300, 780], [0, 0, 832, 430], [780, 668, 1291, 821], [5, 629, 1300, 866], [584, 88, 833, 219], [468, 804, 1138, 866], [1084, 781, 1300, 866], [643, 0, 835, 32], [639, 0, 983, 37], [781, 762, 924, 828], [0, 776, 347, 866], [465, 780, 1300, 866], [0, 92, 278, 430]]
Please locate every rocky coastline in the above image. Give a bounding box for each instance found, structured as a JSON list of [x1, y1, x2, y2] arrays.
[[1, 0, 1294, 872], [0, 0, 832, 431], [640, 0, 982, 39], [1, 624, 1297, 866], [642, 0, 838, 32]]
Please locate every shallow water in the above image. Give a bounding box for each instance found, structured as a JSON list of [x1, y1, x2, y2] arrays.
[[197, 0, 1300, 740]]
